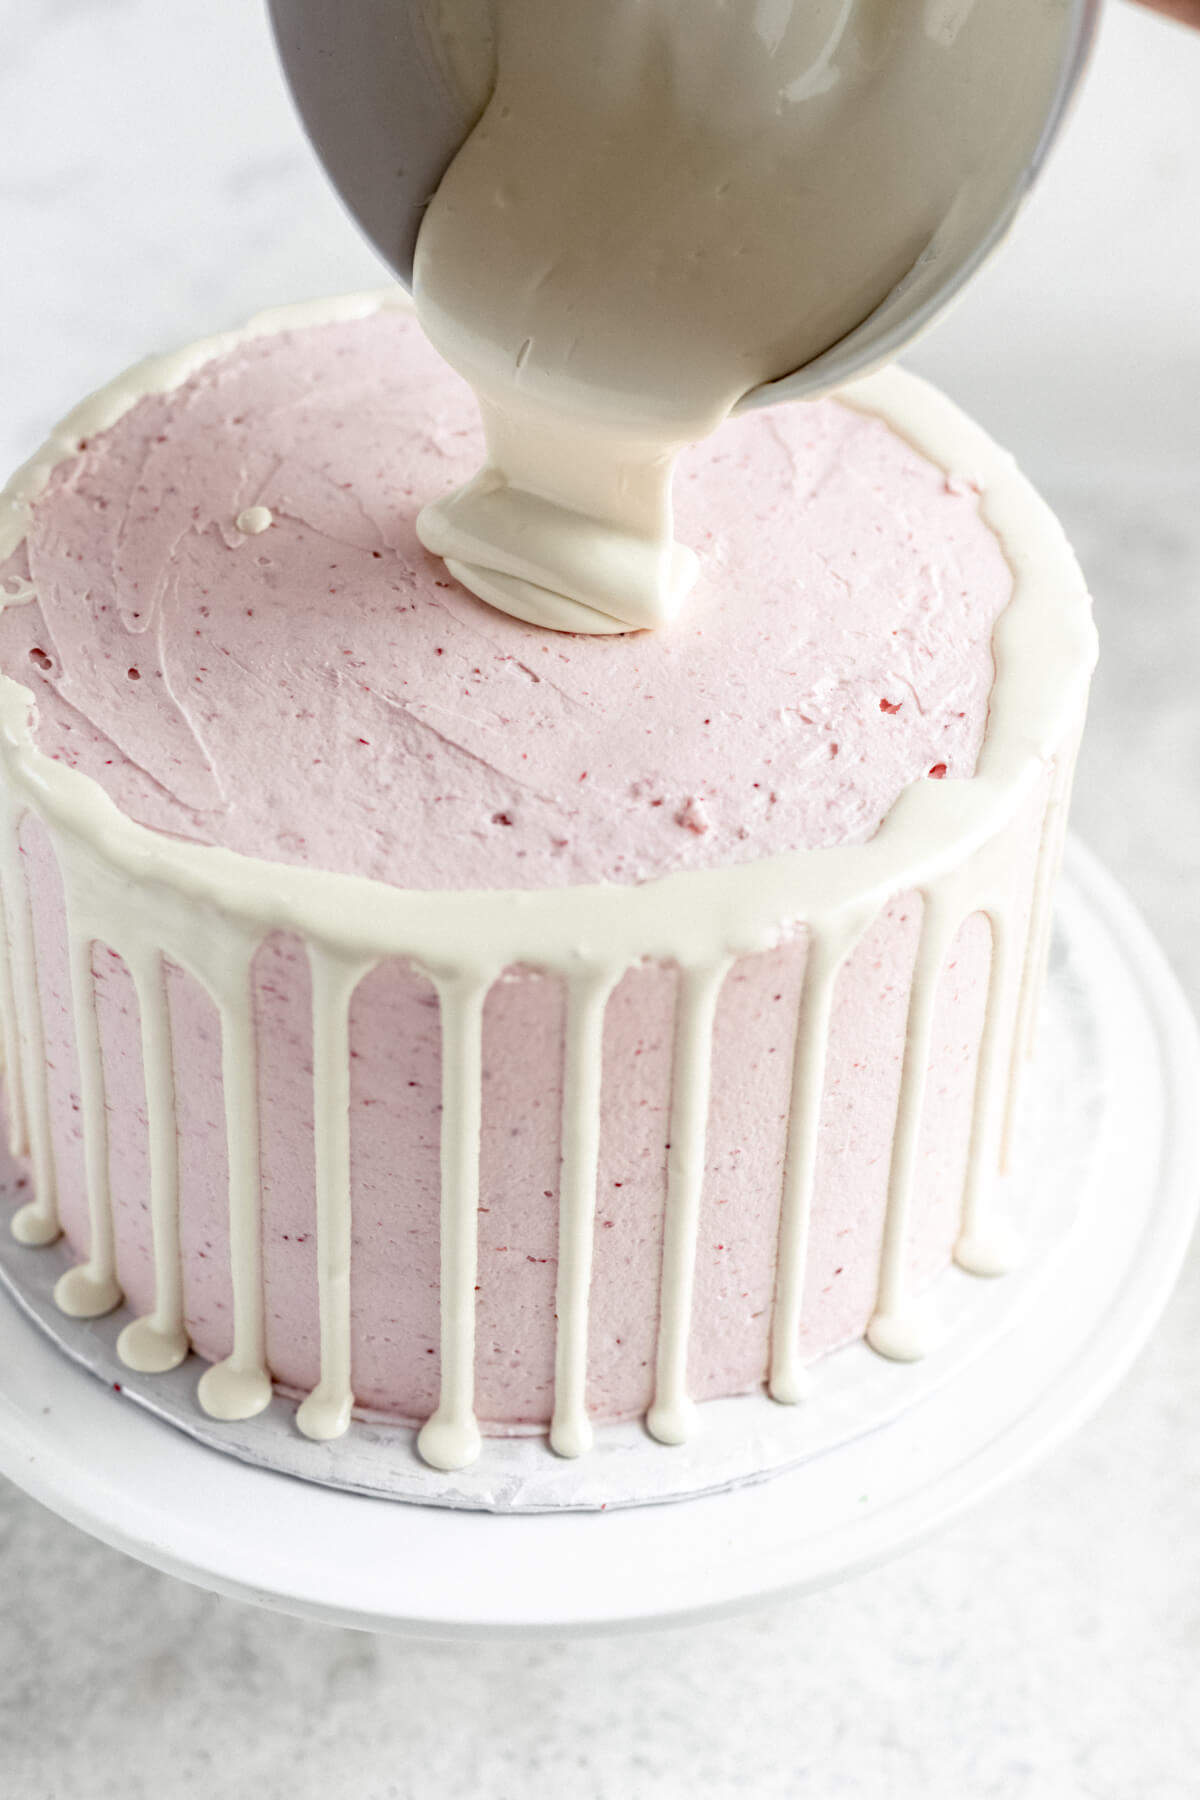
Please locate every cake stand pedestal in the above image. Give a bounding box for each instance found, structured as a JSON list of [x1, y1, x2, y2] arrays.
[[0, 840, 1195, 1637]]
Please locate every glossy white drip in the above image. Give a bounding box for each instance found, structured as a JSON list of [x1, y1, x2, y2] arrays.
[[550, 971, 617, 1460], [0, 294, 1096, 1468], [117, 951, 188, 1374], [53, 905, 121, 1319], [769, 930, 861, 1405], [416, 975, 489, 1473], [985, 731, 1083, 1202], [0, 596, 34, 1165], [1016, 722, 1085, 1076], [954, 904, 1021, 1280], [0, 816, 27, 1162], [296, 947, 375, 1443], [646, 961, 733, 1447], [196, 948, 272, 1423], [0, 802, 57, 1246], [867, 899, 958, 1362]]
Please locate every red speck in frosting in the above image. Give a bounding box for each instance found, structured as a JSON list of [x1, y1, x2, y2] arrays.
[[928, 762, 948, 779], [674, 795, 710, 835], [879, 698, 901, 714]]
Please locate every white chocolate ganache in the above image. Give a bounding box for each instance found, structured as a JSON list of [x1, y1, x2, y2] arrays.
[[414, 0, 1073, 633]]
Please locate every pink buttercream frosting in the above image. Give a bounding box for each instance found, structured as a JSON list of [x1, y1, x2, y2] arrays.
[[0, 307, 1033, 1433], [0, 308, 1008, 887]]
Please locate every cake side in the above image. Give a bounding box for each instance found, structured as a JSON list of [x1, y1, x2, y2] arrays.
[[20, 839, 1011, 1430], [0, 294, 1096, 1469]]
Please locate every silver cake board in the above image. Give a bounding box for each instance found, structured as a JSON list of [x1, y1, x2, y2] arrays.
[[0, 919, 1101, 1515]]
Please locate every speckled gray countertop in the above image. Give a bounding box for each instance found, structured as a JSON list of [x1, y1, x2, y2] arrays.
[[2, 4, 1199, 1797]]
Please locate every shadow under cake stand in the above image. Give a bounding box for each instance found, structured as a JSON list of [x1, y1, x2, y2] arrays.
[[0, 838, 1195, 1636]]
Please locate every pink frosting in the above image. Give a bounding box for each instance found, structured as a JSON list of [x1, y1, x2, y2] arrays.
[[0, 308, 1008, 887], [0, 308, 1032, 1433]]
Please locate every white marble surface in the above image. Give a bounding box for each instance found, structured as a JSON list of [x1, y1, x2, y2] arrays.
[[2, 3, 1199, 1796]]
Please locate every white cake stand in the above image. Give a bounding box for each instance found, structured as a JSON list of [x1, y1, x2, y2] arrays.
[[0, 839, 1195, 1637]]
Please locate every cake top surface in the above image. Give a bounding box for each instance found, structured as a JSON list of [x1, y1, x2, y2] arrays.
[[0, 306, 1010, 892]]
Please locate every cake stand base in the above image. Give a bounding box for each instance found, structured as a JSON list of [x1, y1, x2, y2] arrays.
[[0, 840, 1195, 1635]]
